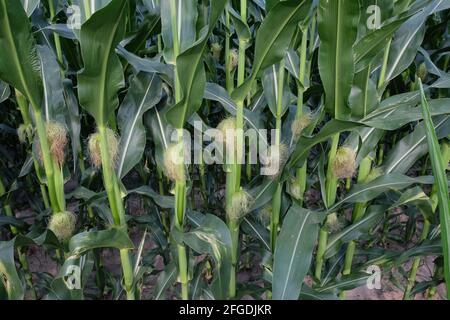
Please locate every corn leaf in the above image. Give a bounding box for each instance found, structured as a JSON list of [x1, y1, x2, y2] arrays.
[[318, 0, 359, 119], [78, 0, 127, 126], [286, 120, 362, 170], [419, 79, 450, 298], [182, 214, 232, 300], [0, 240, 24, 300], [117, 72, 162, 179], [0, 80, 10, 103], [0, 0, 43, 109], [231, 0, 311, 103], [273, 205, 321, 299], [20, 0, 40, 16], [383, 115, 450, 174], [164, 0, 226, 128], [160, 0, 198, 64], [68, 227, 134, 258]]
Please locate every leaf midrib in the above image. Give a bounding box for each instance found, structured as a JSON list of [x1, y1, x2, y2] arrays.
[[279, 210, 311, 299], [326, 212, 379, 252], [334, 0, 342, 116], [95, 2, 126, 125], [386, 116, 448, 173], [117, 74, 156, 177], [331, 176, 416, 210], [243, 217, 270, 251], [384, 0, 444, 82], [253, 1, 304, 78]]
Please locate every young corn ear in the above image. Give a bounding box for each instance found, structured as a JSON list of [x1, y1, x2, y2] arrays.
[[163, 143, 186, 182], [291, 113, 311, 141], [217, 117, 237, 142], [210, 42, 222, 60], [288, 179, 303, 201], [332, 146, 357, 179], [36, 121, 68, 167], [217, 117, 237, 155], [227, 189, 253, 222], [88, 128, 119, 168], [48, 211, 77, 242], [324, 212, 342, 232], [229, 49, 239, 70]]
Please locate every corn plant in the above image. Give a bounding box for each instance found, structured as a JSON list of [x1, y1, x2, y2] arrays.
[[0, 0, 450, 301]]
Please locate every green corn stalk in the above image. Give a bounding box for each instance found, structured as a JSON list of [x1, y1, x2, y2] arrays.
[[339, 156, 372, 299], [169, 0, 189, 300], [293, 22, 312, 206], [47, 0, 63, 65], [76, 0, 135, 299], [342, 156, 373, 272], [314, 0, 359, 281], [402, 142, 448, 300], [225, 0, 248, 299], [225, 8, 233, 93], [315, 133, 339, 280], [0, 0, 64, 215], [270, 60, 286, 253], [15, 90, 51, 210]]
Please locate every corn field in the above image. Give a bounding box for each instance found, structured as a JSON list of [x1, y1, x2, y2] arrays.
[[0, 0, 449, 301]]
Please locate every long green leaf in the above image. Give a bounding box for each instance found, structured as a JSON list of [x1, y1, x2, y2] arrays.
[[20, 0, 40, 16], [0, 80, 10, 103], [383, 115, 450, 174], [231, 0, 311, 103], [286, 120, 362, 170], [37, 45, 66, 123], [360, 99, 450, 130], [160, 0, 198, 64], [182, 214, 232, 300], [273, 205, 321, 299], [117, 72, 162, 178], [78, 0, 127, 125], [318, 0, 359, 119], [154, 262, 177, 300], [419, 79, 450, 298], [384, 0, 447, 83], [354, 13, 412, 72], [68, 227, 134, 258], [0, 0, 43, 109], [0, 240, 24, 300], [165, 0, 226, 128], [325, 206, 386, 259], [329, 174, 434, 212]]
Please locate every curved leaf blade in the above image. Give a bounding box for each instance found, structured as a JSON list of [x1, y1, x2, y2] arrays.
[[231, 0, 311, 102], [419, 80, 450, 298], [318, 0, 359, 119], [117, 72, 162, 178], [78, 0, 127, 125], [0, 0, 43, 109], [273, 205, 321, 300]]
